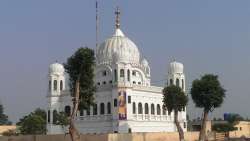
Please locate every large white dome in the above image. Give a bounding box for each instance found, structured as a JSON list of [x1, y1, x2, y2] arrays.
[[96, 28, 140, 64]]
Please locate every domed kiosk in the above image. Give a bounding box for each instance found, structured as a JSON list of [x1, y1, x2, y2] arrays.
[[49, 63, 64, 75]]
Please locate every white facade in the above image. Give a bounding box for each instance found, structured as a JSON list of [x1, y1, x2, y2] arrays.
[[46, 9, 187, 134]]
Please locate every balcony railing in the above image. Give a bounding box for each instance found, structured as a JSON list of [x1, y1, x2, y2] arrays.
[[131, 114, 172, 121], [77, 115, 112, 121]]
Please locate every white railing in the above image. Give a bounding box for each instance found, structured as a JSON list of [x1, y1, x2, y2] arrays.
[[131, 114, 170, 121], [132, 85, 162, 93], [145, 115, 150, 120], [78, 115, 112, 121], [137, 114, 143, 120], [79, 114, 173, 122]]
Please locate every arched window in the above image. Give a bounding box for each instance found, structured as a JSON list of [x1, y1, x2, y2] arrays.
[[132, 71, 136, 76], [120, 69, 124, 77], [182, 79, 184, 89], [80, 110, 84, 116], [133, 102, 136, 114], [145, 103, 149, 114], [47, 110, 50, 123], [53, 80, 57, 91], [128, 128, 132, 133], [93, 104, 97, 115], [176, 79, 180, 87], [157, 104, 161, 115], [183, 107, 186, 111], [146, 67, 150, 74], [107, 102, 111, 114], [60, 80, 63, 90], [49, 81, 51, 91], [86, 107, 90, 115], [114, 69, 117, 82], [138, 103, 143, 114], [127, 70, 130, 81], [162, 105, 167, 115], [100, 103, 105, 115], [102, 70, 107, 76], [65, 106, 71, 117], [128, 96, 131, 103], [53, 110, 57, 124], [151, 104, 155, 115], [170, 79, 173, 85], [114, 99, 118, 107]]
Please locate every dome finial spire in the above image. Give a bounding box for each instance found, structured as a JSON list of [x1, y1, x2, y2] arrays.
[[115, 6, 121, 29]]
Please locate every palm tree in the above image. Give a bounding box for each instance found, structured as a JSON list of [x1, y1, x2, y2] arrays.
[[191, 74, 226, 141], [163, 85, 188, 141], [64, 47, 95, 141]]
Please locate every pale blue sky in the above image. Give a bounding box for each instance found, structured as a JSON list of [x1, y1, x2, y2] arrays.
[[0, 0, 250, 122]]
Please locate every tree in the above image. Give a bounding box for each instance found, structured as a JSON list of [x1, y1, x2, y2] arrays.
[[17, 108, 46, 135], [0, 104, 12, 125], [213, 113, 243, 136], [163, 85, 188, 141], [53, 111, 69, 129], [212, 123, 235, 133], [191, 74, 226, 141], [64, 47, 95, 141], [225, 113, 243, 125], [33, 108, 46, 120]]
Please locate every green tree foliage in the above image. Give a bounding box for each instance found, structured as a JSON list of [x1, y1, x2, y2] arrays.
[[64, 47, 96, 110], [17, 108, 46, 135], [33, 108, 46, 120], [225, 113, 243, 125], [64, 47, 95, 141], [53, 111, 69, 128], [163, 85, 188, 113], [163, 85, 188, 141], [191, 74, 226, 141], [213, 113, 244, 133], [0, 104, 12, 125], [212, 123, 236, 133]]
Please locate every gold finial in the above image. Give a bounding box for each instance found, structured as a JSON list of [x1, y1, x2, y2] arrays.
[[115, 6, 121, 29]]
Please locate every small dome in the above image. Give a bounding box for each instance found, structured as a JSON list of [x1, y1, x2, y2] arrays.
[[141, 58, 149, 67], [49, 62, 64, 74], [96, 28, 140, 64], [169, 61, 184, 74]]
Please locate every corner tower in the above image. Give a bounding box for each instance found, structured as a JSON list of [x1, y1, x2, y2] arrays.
[[47, 62, 67, 134], [167, 61, 187, 131]]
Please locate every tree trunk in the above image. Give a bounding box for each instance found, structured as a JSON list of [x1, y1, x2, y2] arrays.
[[199, 110, 209, 141], [69, 79, 80, 141], [174, 110, 185, 141]]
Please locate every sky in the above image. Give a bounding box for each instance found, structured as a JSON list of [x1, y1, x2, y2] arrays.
[[0, 0, 250, 123]]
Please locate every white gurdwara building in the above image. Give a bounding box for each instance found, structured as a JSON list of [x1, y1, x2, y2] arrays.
[[46, 8, 187, 134]]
